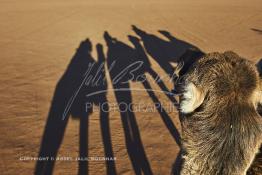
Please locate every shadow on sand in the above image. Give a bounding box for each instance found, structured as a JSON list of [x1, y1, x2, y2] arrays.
[[251, 28, 262, 35], [132, 25, 201, 78], [104, 31, 153, 175], [34, 39, 116, 175], [35, 26, 204, 175]]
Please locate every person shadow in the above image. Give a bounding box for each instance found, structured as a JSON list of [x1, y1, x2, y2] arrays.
[[104, 31, 183, 175], [104, 31, 153, 175], [34, 39, 116, 175], [128, 35, 179, 105], [35, 28, 205, 175], [131, 26, 207, 174], [128, 35, 181, 142], [127, 35, 183, 175], [132, 25, 203, 81]]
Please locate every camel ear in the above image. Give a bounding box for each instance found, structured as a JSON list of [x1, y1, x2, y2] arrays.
[[180, 82, 205, 114]]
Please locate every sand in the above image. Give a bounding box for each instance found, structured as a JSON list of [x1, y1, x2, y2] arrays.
[[0, 0, 261, 174]]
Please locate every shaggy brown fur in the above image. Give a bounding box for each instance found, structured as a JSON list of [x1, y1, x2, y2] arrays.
[[178, 51, 262, 175]]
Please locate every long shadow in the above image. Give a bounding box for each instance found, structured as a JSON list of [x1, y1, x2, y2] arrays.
[[128, 35, 180, 140], [132, 25, 202, 80], [128, 35, 179, 106], [141, 79, 181, 145], [251, 28, 262, 35], [130, 27, 206, 174], [34, 39, 94, 175], [35, 39, 116, 175], [76, 43, 117, 175], [128, 35, 182, 175], [104, 31, 153, 175], [35, 27, 205, 175], [171, 150, 183, 175], [96, 44, 117, 175]]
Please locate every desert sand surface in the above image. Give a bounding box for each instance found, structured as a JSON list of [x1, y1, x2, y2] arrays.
[[0, 0, 262, 175]]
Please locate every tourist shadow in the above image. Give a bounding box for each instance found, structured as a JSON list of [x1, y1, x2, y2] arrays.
[[128, 35, 178, 105], [128, 35, 181, 143], [131, 26, 206, 174], [132, 25, 204, 80], [35, 27, 205, 175], [104, 31, 153, 175], [34, 39, 116, 175]]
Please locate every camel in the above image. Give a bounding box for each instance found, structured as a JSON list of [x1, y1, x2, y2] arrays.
[[176, 51, 262, 174]]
